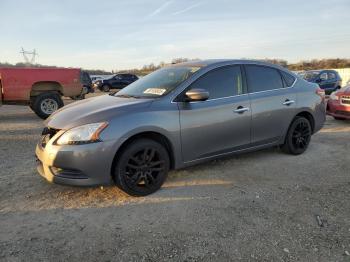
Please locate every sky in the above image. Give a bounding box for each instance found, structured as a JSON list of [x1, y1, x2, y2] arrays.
[[0, 0, 350, 71]]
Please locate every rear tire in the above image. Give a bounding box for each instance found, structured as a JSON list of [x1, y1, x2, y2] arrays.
[[281, 117, 312, 155], [70, 86, 88, 100], [113, 139, 170, 196], [31, 92, 64, 119]]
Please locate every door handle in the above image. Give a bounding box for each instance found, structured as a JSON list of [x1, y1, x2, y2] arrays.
[[234, 106, 250, 114], [283, 99, 295, 106]]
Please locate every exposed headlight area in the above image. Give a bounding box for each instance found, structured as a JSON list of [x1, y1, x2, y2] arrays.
[[56, 122, 108, 145]]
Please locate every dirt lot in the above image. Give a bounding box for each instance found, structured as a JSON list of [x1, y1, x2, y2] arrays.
[[0, 96, 350, 261]]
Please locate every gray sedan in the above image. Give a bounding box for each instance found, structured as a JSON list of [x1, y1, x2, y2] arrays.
[[36, 59, 326, 196]]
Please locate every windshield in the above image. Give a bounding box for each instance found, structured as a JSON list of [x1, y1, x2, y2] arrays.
[[300, 71, 320, 81], [106, 75, 116, 80], [115, 66, 201, 98]]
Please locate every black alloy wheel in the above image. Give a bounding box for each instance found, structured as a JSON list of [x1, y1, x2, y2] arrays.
[[282, 117, 312, 155], [114, 139, 170, 196]]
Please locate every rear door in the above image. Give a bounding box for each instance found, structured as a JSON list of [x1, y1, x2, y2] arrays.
[[178, 65, 251, 162], [122, 74, 134, 87], [245, 65, 297, 145]]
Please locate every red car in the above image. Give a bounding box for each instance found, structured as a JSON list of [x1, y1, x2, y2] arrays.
[[327, 85, 350, 120]]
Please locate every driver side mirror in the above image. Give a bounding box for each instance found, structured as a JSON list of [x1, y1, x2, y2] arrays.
[[185, 88, 209, 102]]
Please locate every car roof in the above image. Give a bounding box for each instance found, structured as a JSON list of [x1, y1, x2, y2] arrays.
[[116, 73, 137, 76], [304, 69, 337, 73], [170, 59, 289, 71]]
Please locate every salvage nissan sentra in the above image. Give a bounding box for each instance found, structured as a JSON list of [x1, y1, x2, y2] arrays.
[[35, 59, 326, 196]]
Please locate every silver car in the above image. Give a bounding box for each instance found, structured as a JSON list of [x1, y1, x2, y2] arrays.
[[36, 60, 326, 196]]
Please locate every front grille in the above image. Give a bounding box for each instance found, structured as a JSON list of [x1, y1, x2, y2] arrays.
[[335, 110, 350, 116], [341, 96, 350, 106], [41, 127, 60, 148]]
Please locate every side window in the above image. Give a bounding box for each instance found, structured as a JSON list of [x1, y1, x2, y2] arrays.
[[280, 71, 296, 87], [245, 65, 284, 92], [328, 72, 336, 80], [320, 72, 328, 81], [188, 66, 243, 99]]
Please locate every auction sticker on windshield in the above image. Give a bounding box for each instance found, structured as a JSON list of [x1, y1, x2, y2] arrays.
[[144, 88, 167, 96]]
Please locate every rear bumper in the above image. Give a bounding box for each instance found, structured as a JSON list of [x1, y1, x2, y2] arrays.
[[327, 99, 350, 119], [35, 138, 116, 186]]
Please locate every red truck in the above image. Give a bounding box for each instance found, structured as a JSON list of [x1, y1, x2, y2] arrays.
[[0, 67, 92, 119]]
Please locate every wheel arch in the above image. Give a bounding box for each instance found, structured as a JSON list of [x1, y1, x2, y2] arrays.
[[110, 131, 176, 178], [30, 81, 63, 97], [294, 110, 315, 133], [281, 110, 316, 145]]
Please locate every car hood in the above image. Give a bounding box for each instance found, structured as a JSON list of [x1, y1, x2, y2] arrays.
[[337, 86, 350, 96], [45, 95, 153, 130], [343, 86, 350, 95]]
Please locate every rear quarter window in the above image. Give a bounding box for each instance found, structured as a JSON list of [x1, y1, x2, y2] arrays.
[[280, 71, 296, 87]]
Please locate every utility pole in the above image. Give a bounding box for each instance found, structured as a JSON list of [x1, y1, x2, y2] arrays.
[[20, 47, 38, 65]]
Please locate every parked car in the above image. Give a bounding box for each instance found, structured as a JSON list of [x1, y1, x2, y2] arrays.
[[91, 76, 104, 83], [0, 67, 91, 119], [36, 60, 326, 196], [327, 85, 350, 120], [299, 70, 342, 95], [94, 73, 139, 92]]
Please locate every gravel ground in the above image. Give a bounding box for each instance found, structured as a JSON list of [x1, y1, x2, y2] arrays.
[[0, 96, 350, 261]]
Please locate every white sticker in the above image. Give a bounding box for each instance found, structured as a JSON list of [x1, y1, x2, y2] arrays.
[[144, 88, 166, 96]]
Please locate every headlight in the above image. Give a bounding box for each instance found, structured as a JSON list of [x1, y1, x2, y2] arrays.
[[330, 92, 339, 100], [56, 122, 108, 145]]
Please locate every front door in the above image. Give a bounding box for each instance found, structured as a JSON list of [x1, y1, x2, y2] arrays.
[[111, 75, 123, 88], [178, 65, 251, 162]]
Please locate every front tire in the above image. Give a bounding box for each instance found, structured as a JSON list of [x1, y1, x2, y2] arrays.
[[31, 92, 64, 119], [114, 139, 170, 196], [101, 85, 110, 92], [281, 117, 312, 155]]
